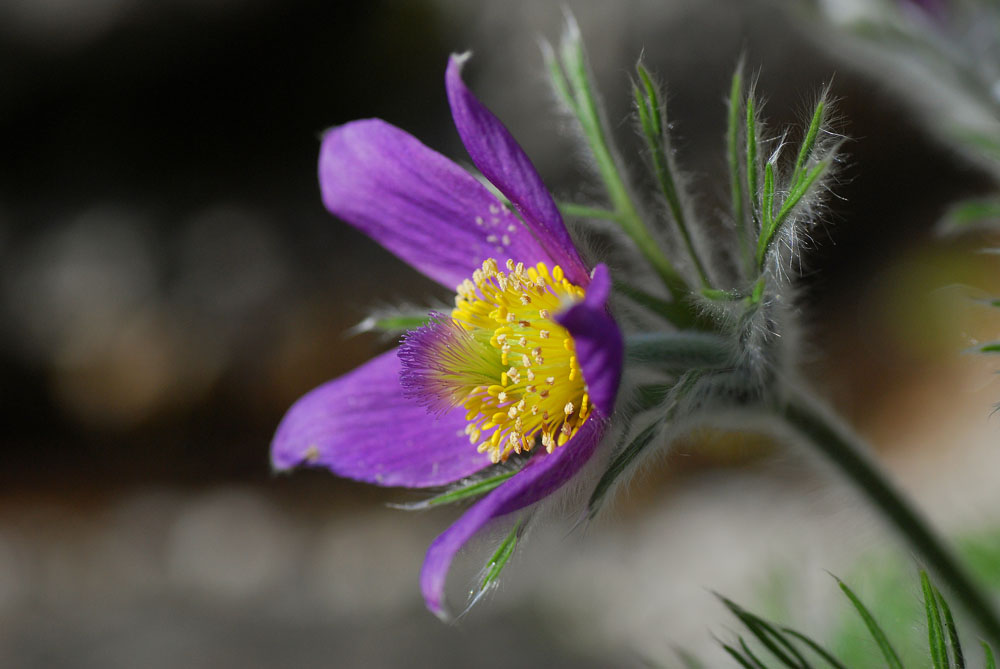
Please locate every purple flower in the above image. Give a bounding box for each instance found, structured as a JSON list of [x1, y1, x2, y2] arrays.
[[271, 54, 623, 618]]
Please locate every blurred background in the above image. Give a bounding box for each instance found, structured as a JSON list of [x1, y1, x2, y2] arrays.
[[1, 0, 999, 666]]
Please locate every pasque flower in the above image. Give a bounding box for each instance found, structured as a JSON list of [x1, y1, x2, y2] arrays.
[[271, 54, 623, 618]]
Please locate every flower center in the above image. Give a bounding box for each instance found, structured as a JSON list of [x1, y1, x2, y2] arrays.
[[400, 258, 592, 464]]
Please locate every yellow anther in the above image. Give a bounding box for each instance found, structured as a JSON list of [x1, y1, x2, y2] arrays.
[[437, 257, 591, 463]]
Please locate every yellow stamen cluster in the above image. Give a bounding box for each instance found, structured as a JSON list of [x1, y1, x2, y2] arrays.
[[450, 258, 591, 463]]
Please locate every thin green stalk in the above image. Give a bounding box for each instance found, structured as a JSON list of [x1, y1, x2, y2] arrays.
[[779, 391, 1000, 648], [635, 64, 711, 288], [728, 66, 751, 273], [745, 95, 760, 233], [555, 35, 689, 300], [762, 162, 775, 235], [755, 159, 829, 270], [791, 98, 825, 185]]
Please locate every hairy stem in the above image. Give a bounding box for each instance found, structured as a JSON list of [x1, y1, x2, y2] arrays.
[[778, 391, 1000, 648]]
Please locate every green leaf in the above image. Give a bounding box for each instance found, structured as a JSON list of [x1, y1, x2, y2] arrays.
[[634, 62, 711, 287], [756, 158, 831, 269], [781, 628, 848, 669], [921, 570, 949, 669], [542, 41, 579, 118], [350, 310, 430, 336], [984, 642, 997, 669], [973, 341, 1000, 354], [791, 96, 827, 186], [762, 161, 775, 235], [391, 470, 517, 510], [836, 577, 904, 669], [738, 637, 772, 669], [479, 520, 521, 592], [721, 643, 759, 669], [933, 583, 965, 669]]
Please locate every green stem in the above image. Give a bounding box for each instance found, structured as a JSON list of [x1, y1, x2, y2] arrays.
[[558, 39, 689, 300], [727, 66, 751, 275], [635, 66, 711, 288], [558, 202, 622, 222], [779, 391, 1000, 648]]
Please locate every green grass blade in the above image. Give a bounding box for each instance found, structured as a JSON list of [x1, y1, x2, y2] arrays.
[[984, 642, 997, 669], [718, 596, 808, 668], [921, 570, 949, 669], [722, 643, 758, 669], [781, 628, 848, 669], [836, 577, 904, 669], [791, 97, 826, 185], [933, 584, 965, 668], [738, 637, 774, 669]]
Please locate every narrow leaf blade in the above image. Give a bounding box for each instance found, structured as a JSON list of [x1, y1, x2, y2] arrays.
[[836, 578, 904, 669]]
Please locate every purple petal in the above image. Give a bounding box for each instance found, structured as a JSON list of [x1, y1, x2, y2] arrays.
[[445, 54, 589, 287], [319, 119, 552, 289], [419, 416, 605, 618], [271, 349, 492, 488], [556, 264, 622, 416]]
